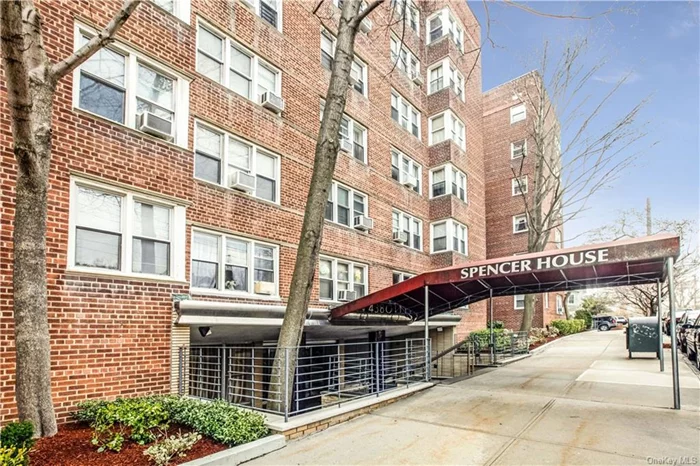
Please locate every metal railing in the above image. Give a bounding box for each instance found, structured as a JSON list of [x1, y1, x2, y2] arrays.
[[178, 338, 429, 420], [431, 340, 476, 379], [461, 331, 529, 365]]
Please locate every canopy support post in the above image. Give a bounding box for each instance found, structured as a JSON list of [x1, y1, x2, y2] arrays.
[[656, 279, 664, 372], [424, 285, 430, 382], [489, 288, 494, 365], [666, 257, 680, 409]]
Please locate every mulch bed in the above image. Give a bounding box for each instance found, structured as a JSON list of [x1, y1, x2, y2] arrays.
[[30, 423, 228, 466], [529, 335, 560, 350]]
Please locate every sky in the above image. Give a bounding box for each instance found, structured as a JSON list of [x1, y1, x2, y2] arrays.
[[468, 1, 700, 246]]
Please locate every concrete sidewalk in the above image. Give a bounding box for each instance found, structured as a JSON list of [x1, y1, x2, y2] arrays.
[[247, 330, 700, 465]]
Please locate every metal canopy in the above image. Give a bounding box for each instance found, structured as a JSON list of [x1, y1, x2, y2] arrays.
[[330, 234, 680, 322]]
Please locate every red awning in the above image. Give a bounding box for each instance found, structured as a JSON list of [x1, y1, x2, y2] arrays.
[[330, 234, 680, 321]]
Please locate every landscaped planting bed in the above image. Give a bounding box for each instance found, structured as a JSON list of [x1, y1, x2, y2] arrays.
[[5, 396, 270, 466]]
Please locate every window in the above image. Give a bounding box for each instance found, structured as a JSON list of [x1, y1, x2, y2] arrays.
[[321, 102, 367, 163], [429, 111, 464, 149], [392, 271, 415, 284], [194, 121, 280, 203], [191, 230, 278, 296], [511, 140, 527, 159], [391, 90, 420, 138], [514, 294, 525, 310], [350, 58, 367, 96], [197, 22, 281, 106], [240, 0, 282, 30], [513, 214, 528, 233], [392, 210, 422, 251], [426, 8, 464, 51], [568, 294, 576, 305], [390, 36, 420, 78], [391, 149, 421, 193], [510, 104, 526, 124], [430, 219, 468, 254], [319, 256, 368, 301], [512, 176, 528, 196], [430, 164, 466, 202], [69, 178, 186, 280], [556, 295, 564, 315], [544, 293, 549, 309], [325, 181, 368, 227], [74, 26, 189, 147], [391, 0, 419, 34], [427, 59, 464, 99], [151, 0, 191, 23], [320, 29, 335, 70]]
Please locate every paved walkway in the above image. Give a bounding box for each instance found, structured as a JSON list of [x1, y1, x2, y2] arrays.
[[248, 330, 700, 465]]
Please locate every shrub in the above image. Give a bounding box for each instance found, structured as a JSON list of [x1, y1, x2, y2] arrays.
[[468, 328, 512, 351], [0, 421, 34, 450], [575, 310, 593, 328], [550, 319, 587, 335], [488, 320, 504, 330], [0, 446, 29, 466], [144, 432, 201, 466]]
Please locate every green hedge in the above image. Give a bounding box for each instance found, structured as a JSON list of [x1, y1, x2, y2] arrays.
[[468, 329, 511, 350], [575, 310, 593, 328], [550, 319, 587, 335]]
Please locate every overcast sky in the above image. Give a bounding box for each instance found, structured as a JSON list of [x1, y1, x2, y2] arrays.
[[469, 1, 700, 246]]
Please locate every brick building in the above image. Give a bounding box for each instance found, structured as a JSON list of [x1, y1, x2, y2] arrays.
[[483, 72, 564, 330], [0, 0, 560, 424]]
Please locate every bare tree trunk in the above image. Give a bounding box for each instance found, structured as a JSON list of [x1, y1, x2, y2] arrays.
[[520, 295, 536, 332], [269, 0, 383, 411], [563, 291, 572, 319], [1, 0, 140, 436]]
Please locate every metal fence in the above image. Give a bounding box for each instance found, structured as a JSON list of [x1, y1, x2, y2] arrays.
[[431, 341, 476, 379], [460, 331, 530, 365], [179, 338, 429, 420]]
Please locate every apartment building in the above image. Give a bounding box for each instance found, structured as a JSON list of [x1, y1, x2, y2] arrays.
[[483, 72, 565, 330], [0, 0, 500, 423]]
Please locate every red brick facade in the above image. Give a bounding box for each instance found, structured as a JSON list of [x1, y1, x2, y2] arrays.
[[483, 73, 564, 330], [0, 0, 509, 424]]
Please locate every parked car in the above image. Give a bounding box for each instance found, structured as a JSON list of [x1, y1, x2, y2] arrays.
[[592, 315, 617, 331], [675, 310, 700, 353], [616, 316, 628, 326], [663, 310, 689, 336], [686, 315, 700, 368]]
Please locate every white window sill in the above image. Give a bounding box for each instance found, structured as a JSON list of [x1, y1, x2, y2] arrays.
[[65, 267, 188, 284], [191, 288, 281, 301], [193, 72, 283, 117], [513, 229, 529, 235], [194, 178, 281, 208]]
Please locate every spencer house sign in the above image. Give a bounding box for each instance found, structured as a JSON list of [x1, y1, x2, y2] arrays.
[[460, 248, 610, 279]]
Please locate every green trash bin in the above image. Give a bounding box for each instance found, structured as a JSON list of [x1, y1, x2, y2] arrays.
[[626, 317, 660, 359]]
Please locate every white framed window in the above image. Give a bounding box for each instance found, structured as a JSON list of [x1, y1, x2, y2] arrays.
[[391, 149, 422, 194], [544, 293, 549, 309], [513, 214, 528, 233], [392, 210, 422, 251], [512, 176, 528, 196], [568, 293, 576, 305], [325, 181, 368, 228], [194, 121, 280, 204], [319, 256, 368, 302], [350, 57, 368, 96], [191, 229, 279, 297], [320, 101, 368, 163], [430, 219, 467, 254], [391, 0, 419, 34], [427, 58, 464, 100], [428, 111, 465, 149], [514, 294, 525, 310], [391, 90, 421, 139], [73, 23, 190, 147], [196, 20, 281, 107], [554, 230, 563, 248], [151, 0, 191, 23], [511, 140, 527, 159], [240, 0, 282, 30], [510, 104, 526, 124], [426, 8, 464, 52], [321, 28, 335, 70], [68, 177, 187, 281], [390, 35, 420, 78], [429, 164, 466, 201], [556, 295, 564, 315], [392, 271, 415, 284]]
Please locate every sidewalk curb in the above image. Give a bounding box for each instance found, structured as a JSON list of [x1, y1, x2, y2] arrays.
[[529, 331, 590, 355], [181, 435, 286, 466]]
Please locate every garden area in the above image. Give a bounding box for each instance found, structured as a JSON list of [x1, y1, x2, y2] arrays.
[[0, 396, 269, 466]]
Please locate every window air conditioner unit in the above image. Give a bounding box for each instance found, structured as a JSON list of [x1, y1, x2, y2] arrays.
[[229, 170, 256, 193], [353, 215, 374, 231], [392, 231, 409, 243], [359, 17, 373, 33], [411, 71, 424, 86], [339, 138, 353, 153], [349, 66, 362, 85], [137, 112, 173, 141], [338, 289, 357, 302], [260, 91, 285, 114], [254, 281, 275, 295], [402, 174, 417, 188]]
